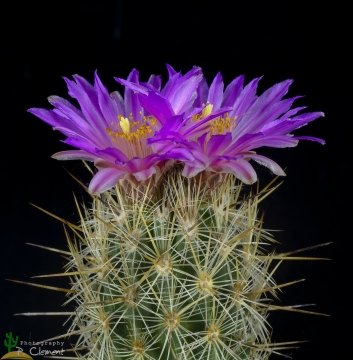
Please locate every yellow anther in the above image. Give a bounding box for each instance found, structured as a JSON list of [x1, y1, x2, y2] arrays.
[[130, 121, 140, 129], [120, 117, 130, 134], [210, 113, 237, 135]]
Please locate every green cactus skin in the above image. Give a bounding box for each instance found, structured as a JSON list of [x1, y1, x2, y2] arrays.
[[4, 332, 19, 353]]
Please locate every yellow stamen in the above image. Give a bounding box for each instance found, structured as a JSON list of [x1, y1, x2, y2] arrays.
[[210, 113, 237, 135]]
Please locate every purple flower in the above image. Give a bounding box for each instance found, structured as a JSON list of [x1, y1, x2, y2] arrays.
[[118, 65, 324, 184], [29, 65, 324, 194], [29, 69, 193, 194]]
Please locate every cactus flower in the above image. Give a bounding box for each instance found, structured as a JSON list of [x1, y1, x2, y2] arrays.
[[29, 65, 324, 193], [118, 65, 325, 183], [22, 67, 326, 359], [28, 69, 193, 194]]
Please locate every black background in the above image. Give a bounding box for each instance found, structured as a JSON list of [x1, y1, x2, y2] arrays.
[[0, 1, 349, 359]]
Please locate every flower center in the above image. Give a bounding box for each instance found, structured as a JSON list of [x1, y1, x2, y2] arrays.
[[106, 114, 156, 142], [106, 114, 157, 158], [192, 103, 237, 135]]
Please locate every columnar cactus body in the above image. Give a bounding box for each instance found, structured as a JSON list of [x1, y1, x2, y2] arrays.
[[64, 173, 281, 360]]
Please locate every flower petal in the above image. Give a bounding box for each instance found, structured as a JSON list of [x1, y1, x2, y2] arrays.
[[133, 165, 157, 181], [249, 154, 286, 176], [147, 74, 162, 90], [137, 91, 175, 125], [88, 167, 126, 194], [295, 136, 325, 144], [205, 133, 233, 156], [193, 77, 209, 108], [96, 147, 128, 164], [52, 150, 98, 161], [64, 76, 108, 140], [94, 71, 121, 124], [164, 148, 195, 162], [123, 69, 143, 121], [207, 72, 224, 110], [221, 75, 244, 107], [218, 159, 258, 184]]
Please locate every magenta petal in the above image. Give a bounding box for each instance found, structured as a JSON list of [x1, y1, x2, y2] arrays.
[[234, 83, 295, 138], [133, 165, 157, 181], [88, 168, 126, 194], [241, 135, 299, 150], [279, 106, 307, 120], [249, 154, 286, 176], [47, 98, 107, 150], [295, 136, 325, 144], [220, 159, 258, 184], [166, 64, 177, 78], [124, 154, 161, 174], [167, 73, 203, 114], [207, 72, 224, 110], [94, 71, 121, 123], [182, 163, 205, 178], [231, 77, 262, 118], [193, 77, 209, 108], [110, 90, 125, 116], [291, 111, 325, 122], [52, 150, 98, 161], [62, 137, 97, 153], [122, 69, 143, 121], [248, 97, 301, 134], [205, 133, 232, 156], [197, 133, 208, 149], [28, 108, 77, 130], [147, 74, 162, 90], [254, 80, 293, 113], [96, 147, 128, 164], [115, 77, 149, 95], [48, 96, 85, 126], [94, 159, 115, 169], [161, 72, 182, 99], [221, 75, 244, 107], [64, 76, 107, 132], [164, 148, 194, 161], [138, 91, 175, 124]]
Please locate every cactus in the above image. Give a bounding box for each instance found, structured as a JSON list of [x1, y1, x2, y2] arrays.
[[4, 332, 19, 353], [64, 173, 282, 359], [28, 171, 326, 360], [20, 65, 326, 359]]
